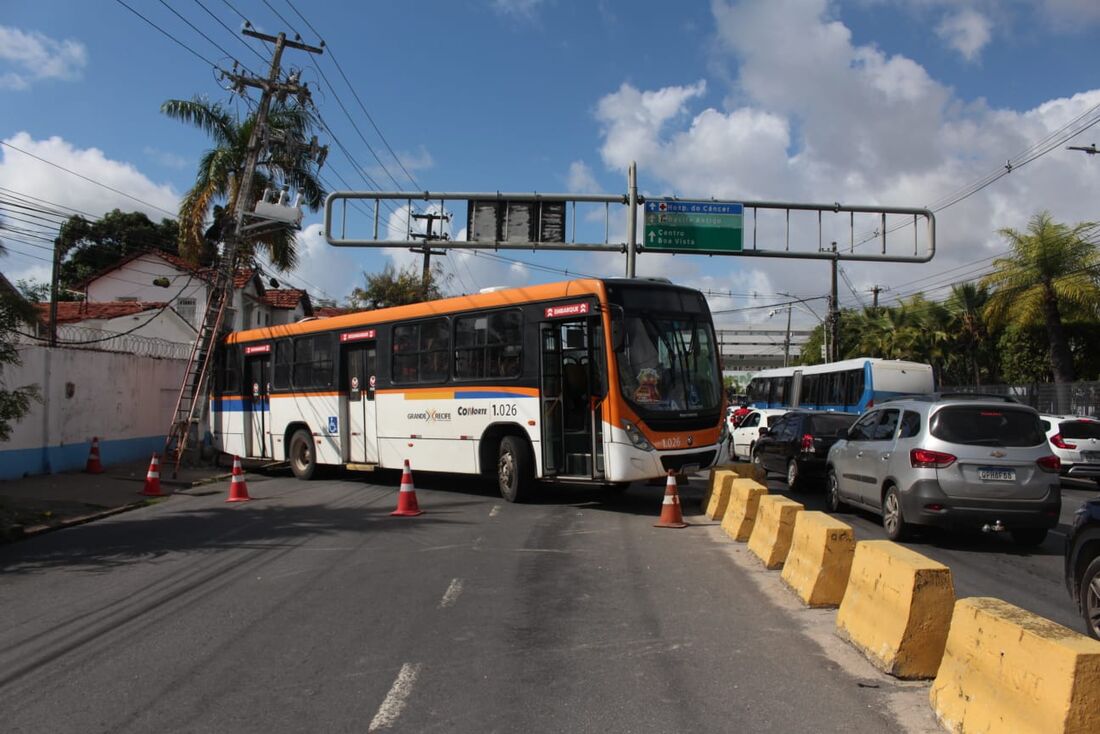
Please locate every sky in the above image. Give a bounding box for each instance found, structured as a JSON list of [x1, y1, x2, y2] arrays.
[[3, 0, 1100, 336]]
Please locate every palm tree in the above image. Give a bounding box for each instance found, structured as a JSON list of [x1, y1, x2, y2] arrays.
[[945, 283, 990, 385], [161, 96, 325, 271], [982, 212, 1100, 385]]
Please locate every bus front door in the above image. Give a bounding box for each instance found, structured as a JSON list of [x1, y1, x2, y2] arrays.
[[343, 342, 378, 464], [244, 355, 270, 458], [540, 318, 602, 479]]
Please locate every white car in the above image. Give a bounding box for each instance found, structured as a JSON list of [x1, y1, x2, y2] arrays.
[[730, 408, 788, 461], [1040, 414, 1100, 485]]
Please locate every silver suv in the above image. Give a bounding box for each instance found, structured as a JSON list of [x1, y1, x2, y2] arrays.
[[825, 394, 1061, 546]]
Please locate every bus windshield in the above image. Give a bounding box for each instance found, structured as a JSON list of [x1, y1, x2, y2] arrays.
[[616, 314, 720, 413]]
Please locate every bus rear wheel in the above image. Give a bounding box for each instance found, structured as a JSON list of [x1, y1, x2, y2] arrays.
[[289, 429, 316, 480], [498, 435, 533, 503]]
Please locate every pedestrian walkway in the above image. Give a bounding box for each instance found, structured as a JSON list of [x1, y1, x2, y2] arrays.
[[0, 458, 234, 541]]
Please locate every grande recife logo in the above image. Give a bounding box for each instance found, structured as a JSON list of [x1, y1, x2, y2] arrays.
[[544, 302, 591, 319]]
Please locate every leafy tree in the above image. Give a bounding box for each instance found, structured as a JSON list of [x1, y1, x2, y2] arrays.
[[348, 262, 450, 310], [56, 209, 181, 291], [997, 325, 1052, 385], [944, 283, 991, 385], [15, 279, 50, 303], [982, 211, 1100, 385], [162, 96, 325, 271], [1, 251, 41, 440]]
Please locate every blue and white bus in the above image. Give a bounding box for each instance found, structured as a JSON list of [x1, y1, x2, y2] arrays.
[[745, 358, 934, 413]]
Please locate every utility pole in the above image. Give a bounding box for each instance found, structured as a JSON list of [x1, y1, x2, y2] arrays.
[[410, 211, 450, 297], [47, 236, 63, 348], [166, 28, 324, 476], [626, 162, 638, 278], [223, 29, 323, 278], [783, 302, 792, 367], [829, 241, 839, 363], [870, 285, 882, 309]]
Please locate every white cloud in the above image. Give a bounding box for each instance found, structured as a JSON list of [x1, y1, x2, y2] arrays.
[[936, 9, 992, 61], [0, 25, 87, 91], [587, 0, 1100, 318], [567, 160, 601, 193], [0, 132, 180, 284], [287, 222, 365, 302], [1039, 0, 1100, 29]]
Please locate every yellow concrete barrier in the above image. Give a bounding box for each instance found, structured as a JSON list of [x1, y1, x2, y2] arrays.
[[720, 479, 768, 542], [704, 470, 738, 520], [835, 540, 954, 679], [780, 511, 855, 607], [746, 495, 804, 569], [729, 460, 766, 483], [930, 597, 1100, 734], [702, 464, 732, 509]]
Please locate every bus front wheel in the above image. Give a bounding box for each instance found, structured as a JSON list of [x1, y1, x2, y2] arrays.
[[498, 435, 533, 503], [289, 429, 316, 480]]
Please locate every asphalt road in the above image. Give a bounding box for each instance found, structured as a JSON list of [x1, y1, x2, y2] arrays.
[[759, 468, 1093, 633], [0, 469, 940, 734]]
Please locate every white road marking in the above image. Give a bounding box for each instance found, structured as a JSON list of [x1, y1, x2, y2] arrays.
[[489, 504, 501, 518], [368, 662, 422, 731], [439, 578, 464, 608]]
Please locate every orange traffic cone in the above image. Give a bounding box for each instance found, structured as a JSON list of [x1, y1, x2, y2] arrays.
[[85, 436, 104, 474], [391, 459, 423, 516], [141, 453, 164, 496], [226, 456, 251, 502], [654, 470, 688, 528]]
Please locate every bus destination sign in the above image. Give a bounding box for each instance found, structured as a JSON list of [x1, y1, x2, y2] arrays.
[[339, 329, 377, 343], [643, 200, 743, 254], [544, 302, 591, 319]]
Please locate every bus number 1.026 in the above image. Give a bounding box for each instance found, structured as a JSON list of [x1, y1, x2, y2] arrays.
[[492, 403, 518, 417]]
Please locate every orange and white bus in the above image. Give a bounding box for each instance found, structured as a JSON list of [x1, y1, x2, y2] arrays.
[[209, 277, 725, 501]]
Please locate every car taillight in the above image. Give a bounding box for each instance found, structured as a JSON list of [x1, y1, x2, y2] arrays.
[[801, 434, 814, 451], [1050, 433, 1076, 450], [910, 448, 957, 468], [866, 399, 874, 409], [1036, 455, 1061, 473]]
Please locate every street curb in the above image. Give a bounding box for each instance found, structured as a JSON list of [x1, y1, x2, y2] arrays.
[[2, 499, 156, 545]]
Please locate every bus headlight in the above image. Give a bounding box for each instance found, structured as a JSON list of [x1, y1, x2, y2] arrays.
[[622, 420, 653, 451]]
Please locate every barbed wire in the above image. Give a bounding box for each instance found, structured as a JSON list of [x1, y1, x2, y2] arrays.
[[18, 324, 193, 360]]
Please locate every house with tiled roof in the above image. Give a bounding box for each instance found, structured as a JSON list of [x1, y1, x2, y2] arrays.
[[262, 288, 313, 325], [79, 250, 275, 333], [314, 305, 359, 319]]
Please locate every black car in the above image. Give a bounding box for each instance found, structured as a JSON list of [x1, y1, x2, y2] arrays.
[[753, 410, 858, 489], [1066, 498, 1100, 639]]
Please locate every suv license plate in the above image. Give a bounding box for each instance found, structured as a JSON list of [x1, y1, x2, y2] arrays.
[[978, 467, 1015, 481], [1082, 451, 1100, 463]]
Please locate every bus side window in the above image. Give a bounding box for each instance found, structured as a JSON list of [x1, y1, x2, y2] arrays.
[[273, 340, 291, 390], [293, 334, 334, 388], [393, 324, 418, 383], [224, 347, 239, 394], [419, 318, 450, 383], [848, 369, 865, 406]]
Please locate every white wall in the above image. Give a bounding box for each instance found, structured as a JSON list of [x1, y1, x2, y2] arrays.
[[83, 253, 279, 333], [0, 344, 188, 479], [86, 253, 209, 330]]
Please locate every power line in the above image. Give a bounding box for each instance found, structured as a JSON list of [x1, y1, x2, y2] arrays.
[[191, 0, 268, 66], [156, 0, 258, 76], [114, 0, 222, 69], [0, 140, 179, 219]]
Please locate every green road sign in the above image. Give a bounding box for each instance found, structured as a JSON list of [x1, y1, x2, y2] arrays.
[[643, 200, 743, 253]]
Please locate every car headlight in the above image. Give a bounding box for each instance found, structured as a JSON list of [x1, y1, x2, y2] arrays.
[[622, 419, 653, 451]]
